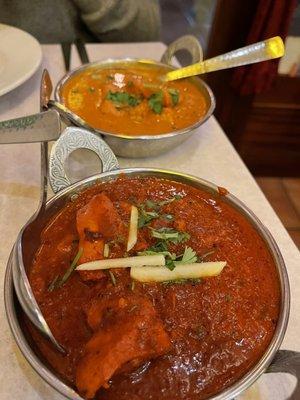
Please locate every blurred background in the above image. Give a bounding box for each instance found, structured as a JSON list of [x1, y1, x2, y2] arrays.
[[1, 0, 299, 247], [160, 0, 300, 248]]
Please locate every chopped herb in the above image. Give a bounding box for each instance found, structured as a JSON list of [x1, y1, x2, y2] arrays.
[[145, 199, 158, 210], [127, 80, 134, 87], [48, 274, 60, 292], [147, 241, 169, 253], [106, 90, 141, 107], [106, 75, 114, 80], [168, 88, 179, 106], [165, 258, 176, 271], [148, 91, 163, 114], [71, 88, 79, 94], [108, 270, 117, 286], [138, 249, 175, 259], [143, 195, 181, 211], [49, 247, 83, 290], [138, 207, 159, 228], [163, 278, 202, 286], [88, 87, 95, 93], [138, 241, 176, 271], [163, 246, 197, 270], [162, 213, 174, 221], [176, 246, 197, 265], [149, 227, 190, 244], [158, 197, 176, 206]]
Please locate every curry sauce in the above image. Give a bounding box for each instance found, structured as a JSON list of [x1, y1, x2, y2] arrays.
[[27, 177, 280, 399], [60, 64, 208, 135]]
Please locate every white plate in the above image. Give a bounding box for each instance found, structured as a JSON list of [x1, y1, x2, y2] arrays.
[[0, 24, 42, 96]]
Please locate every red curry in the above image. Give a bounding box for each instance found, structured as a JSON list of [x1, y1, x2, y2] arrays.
[[28, 177, 280, 399]]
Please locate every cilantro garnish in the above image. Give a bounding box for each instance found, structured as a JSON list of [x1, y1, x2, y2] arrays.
[[138, 208, 159, 228], [149, 227, 190, 244], [177, 246, 197, 264], [106, 90, 141, 107], [162, 213, 173, 221], [137, 195, 182, 228], [148, 91, 164, 114], [168, 88, 179, 106], [145, 199, 158, 210], [48, 247, 83, 291], [138, 241, 177, 271], [163, 278, 202, 286]]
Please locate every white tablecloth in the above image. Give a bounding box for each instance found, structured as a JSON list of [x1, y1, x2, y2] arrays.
[[0, 43, 299, 400]]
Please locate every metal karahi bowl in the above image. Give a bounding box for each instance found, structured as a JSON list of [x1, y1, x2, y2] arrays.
[[54, 36, 215, 158], [4, 145, 299, 399]]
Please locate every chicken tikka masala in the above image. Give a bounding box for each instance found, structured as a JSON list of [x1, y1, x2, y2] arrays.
[[60, 63, 208, 135]]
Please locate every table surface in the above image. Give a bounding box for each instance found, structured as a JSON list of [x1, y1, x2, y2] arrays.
[[0, 43, 299, 400]]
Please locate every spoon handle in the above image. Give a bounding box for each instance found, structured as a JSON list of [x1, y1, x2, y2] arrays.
[[165, 36, 284, 81]]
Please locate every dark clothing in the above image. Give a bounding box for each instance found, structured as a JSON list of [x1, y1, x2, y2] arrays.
[[0, 0, 161, 43]]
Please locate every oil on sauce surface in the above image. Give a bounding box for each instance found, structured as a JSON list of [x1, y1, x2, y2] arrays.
[[28, 177, 280, 400], [60, 64, 207, 135]]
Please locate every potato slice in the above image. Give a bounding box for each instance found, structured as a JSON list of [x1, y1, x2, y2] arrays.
[[127, 205, 138, 251], [130, 261, 226, 282], [76, 255, 165, 271]]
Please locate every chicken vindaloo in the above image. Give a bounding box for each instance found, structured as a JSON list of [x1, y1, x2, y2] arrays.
[[28, 177, 280, 399]]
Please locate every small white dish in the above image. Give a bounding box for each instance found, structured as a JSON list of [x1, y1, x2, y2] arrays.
[[0, 24, 42, 96]]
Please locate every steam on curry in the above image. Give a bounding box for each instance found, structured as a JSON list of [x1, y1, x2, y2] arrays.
[[27, 177, 280, 399], [60, 64, 208, 135]]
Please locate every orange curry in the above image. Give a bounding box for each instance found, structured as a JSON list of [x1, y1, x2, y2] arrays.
[[60, 63, 208, 135], [27, 177, 280, 399]]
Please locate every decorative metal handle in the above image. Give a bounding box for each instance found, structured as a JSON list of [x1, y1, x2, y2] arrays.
[[160, 34, 203, 66], [266, 350, 300, 399], [49, 126, 119, 193]]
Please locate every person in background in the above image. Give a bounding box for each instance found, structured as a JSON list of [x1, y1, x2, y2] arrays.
[[0, 0, 161, 43]]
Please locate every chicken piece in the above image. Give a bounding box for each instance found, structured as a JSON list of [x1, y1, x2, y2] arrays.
[[76, 295, 171, 398], [76, 193, 127, 264]]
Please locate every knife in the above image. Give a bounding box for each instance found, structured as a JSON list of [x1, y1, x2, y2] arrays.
[[0, 109, 61, 144]]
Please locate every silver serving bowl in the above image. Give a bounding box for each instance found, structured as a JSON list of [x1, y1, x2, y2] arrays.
[[54, 36, 215, 158], [4, 156, 299, 399]]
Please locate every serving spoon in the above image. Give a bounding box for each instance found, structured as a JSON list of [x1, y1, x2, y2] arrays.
[[163, 36, 284, 81], [12, 70, 66, 353]]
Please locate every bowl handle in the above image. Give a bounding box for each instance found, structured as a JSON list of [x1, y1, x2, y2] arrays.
[[266, 350, 300, 399], [160, 35, 203, 66], [49, 126, 119, 193]]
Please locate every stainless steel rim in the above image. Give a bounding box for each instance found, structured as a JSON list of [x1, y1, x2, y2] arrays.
[[4, 168, 290, 400], [54, 58, 216, 140]]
